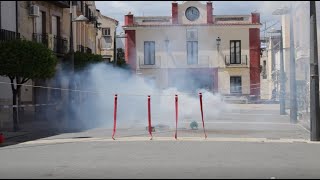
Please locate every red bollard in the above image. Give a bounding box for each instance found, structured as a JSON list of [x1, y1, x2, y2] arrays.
[[0, 133, 4, 144], [112, 94, 118, 140], [175, 95, 178, 140], [199, 93, 207, 139], [148, 95, 153, 140]]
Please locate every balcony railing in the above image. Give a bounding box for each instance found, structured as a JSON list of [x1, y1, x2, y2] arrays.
[[77, 45, 85, 53], [225, 55, 248, 67], [53, 36, 68, 54], [49, 1, 70, 8], [85, 47, 92, 54], [0, 29, 20, 42], [32, 33, 48, 47]]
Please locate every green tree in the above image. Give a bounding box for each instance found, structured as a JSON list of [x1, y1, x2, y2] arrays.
[[0, 39, 57, 131], [114, 48, 130, 69]]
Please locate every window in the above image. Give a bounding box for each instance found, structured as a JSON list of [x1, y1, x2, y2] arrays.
[[187, 29, 198, 64], [262, 61, 267, 79], [230, 40, 241, 64], [101, 36, 112, 49], [230, 76, 242, 94], [102, 28, 110, 36], [187, 41, 198, 64], [144, 41, 155, 65]]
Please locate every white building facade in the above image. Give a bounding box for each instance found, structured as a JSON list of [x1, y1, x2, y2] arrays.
[[123, 1, 262, 99]]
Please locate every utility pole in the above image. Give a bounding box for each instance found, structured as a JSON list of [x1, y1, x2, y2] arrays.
[[289, 4, 298, 123], [279, 26, 286, 115], [310, 1, 320, 141]]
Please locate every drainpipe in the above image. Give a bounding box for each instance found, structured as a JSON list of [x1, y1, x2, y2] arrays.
[[0, 1, 2, 29], [15, 1, 18, 34], [113, 24, 117, 66]]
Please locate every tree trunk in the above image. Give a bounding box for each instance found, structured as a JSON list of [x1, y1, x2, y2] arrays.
[[12, 90, 19, 131]]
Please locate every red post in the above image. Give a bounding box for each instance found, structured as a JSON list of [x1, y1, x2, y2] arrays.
[[148, 95, 153, 140], [112, 94, 118, 140], [0, 133, 4, 144], [199, 93, 207, 139], [175, 95, 178, 140]]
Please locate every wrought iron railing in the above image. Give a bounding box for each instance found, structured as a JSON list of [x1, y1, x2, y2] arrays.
[[77, 45, 85, 53], [225, 55, 248, 66], [53, 35, 68, 54], [85, 47, 92, 54], [32, 33, 48, 47], [0, 29, 20, 42]]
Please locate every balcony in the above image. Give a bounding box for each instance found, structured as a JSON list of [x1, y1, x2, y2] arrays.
[[32, 33, 48, 47], [85, 47, 92, 54], [0, 29, 20, 42], [49, 1, 70, 8], [225, 55, 248, 68], [53, 36, 68, 55], [77, 45, 85, 53]]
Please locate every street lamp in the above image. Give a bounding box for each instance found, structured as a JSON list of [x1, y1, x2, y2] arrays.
[[272, 4, 297, 122], [268, 27, 286, 115], [216, 37, 221, 52], [67, 2, 89, 128]]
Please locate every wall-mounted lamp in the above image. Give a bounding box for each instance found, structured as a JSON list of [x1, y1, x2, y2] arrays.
[[216, 36, 221, 52]]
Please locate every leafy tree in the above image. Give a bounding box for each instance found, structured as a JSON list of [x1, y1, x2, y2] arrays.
[[0, 39, 57, 131]]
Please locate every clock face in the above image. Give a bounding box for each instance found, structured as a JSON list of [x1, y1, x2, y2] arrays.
[[185, 7, 200, 21]]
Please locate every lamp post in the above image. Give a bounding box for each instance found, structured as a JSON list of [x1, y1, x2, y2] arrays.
[[216, 37, 221, 52], [67, 2, 89, 128], [272, 5, 297, 122], [268, 28, 286, 115], [310, 1, 320, 141]]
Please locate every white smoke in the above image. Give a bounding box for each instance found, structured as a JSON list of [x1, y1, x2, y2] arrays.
[[46, 62, 232, 131]]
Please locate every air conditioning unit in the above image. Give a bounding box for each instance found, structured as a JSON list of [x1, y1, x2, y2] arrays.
[[29, 5, 40, 17]]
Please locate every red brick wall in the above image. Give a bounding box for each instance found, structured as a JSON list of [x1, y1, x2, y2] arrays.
[[172, 2, 178, 24], [207, 2, 213, 24], [251, 13, 260, 24], [125, 14, 134, 26], [249, 28, 261, 98], [125, 30, 136, 70]]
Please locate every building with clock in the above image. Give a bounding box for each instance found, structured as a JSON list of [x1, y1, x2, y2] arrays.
[[122, 1, 262, 101]]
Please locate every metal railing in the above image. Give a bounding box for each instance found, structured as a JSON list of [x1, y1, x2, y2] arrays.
[[49, 1, 70, 8], [0, 29, 20, 42], [85, 47, 92, 54], [32, 33, 48, 47], [53, 35, 68, 54], [77, 45, 85, 53], [225, 55, 248, 66]]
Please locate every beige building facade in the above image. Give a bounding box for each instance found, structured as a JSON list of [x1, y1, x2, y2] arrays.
[[96, 10, 118, 62], [123, 1, 262, 99]]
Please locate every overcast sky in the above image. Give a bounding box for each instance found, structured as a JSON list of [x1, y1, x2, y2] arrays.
[[95, 1, 292, 34]]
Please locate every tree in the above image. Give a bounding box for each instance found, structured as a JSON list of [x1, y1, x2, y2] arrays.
[[114, 48, 130, 69], [0, 39, 57, 131]]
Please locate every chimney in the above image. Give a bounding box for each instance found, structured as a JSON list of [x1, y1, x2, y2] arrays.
[[207, 1, 213, 24], [172, 1, 178, 24], [125, 12, 134, 26], [251, 12, 260, 24]]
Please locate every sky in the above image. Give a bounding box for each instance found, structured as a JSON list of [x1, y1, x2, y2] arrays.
[[95, 1, 292, 34]]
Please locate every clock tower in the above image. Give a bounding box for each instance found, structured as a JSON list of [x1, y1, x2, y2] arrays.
[[172, 1, 214, 25]]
